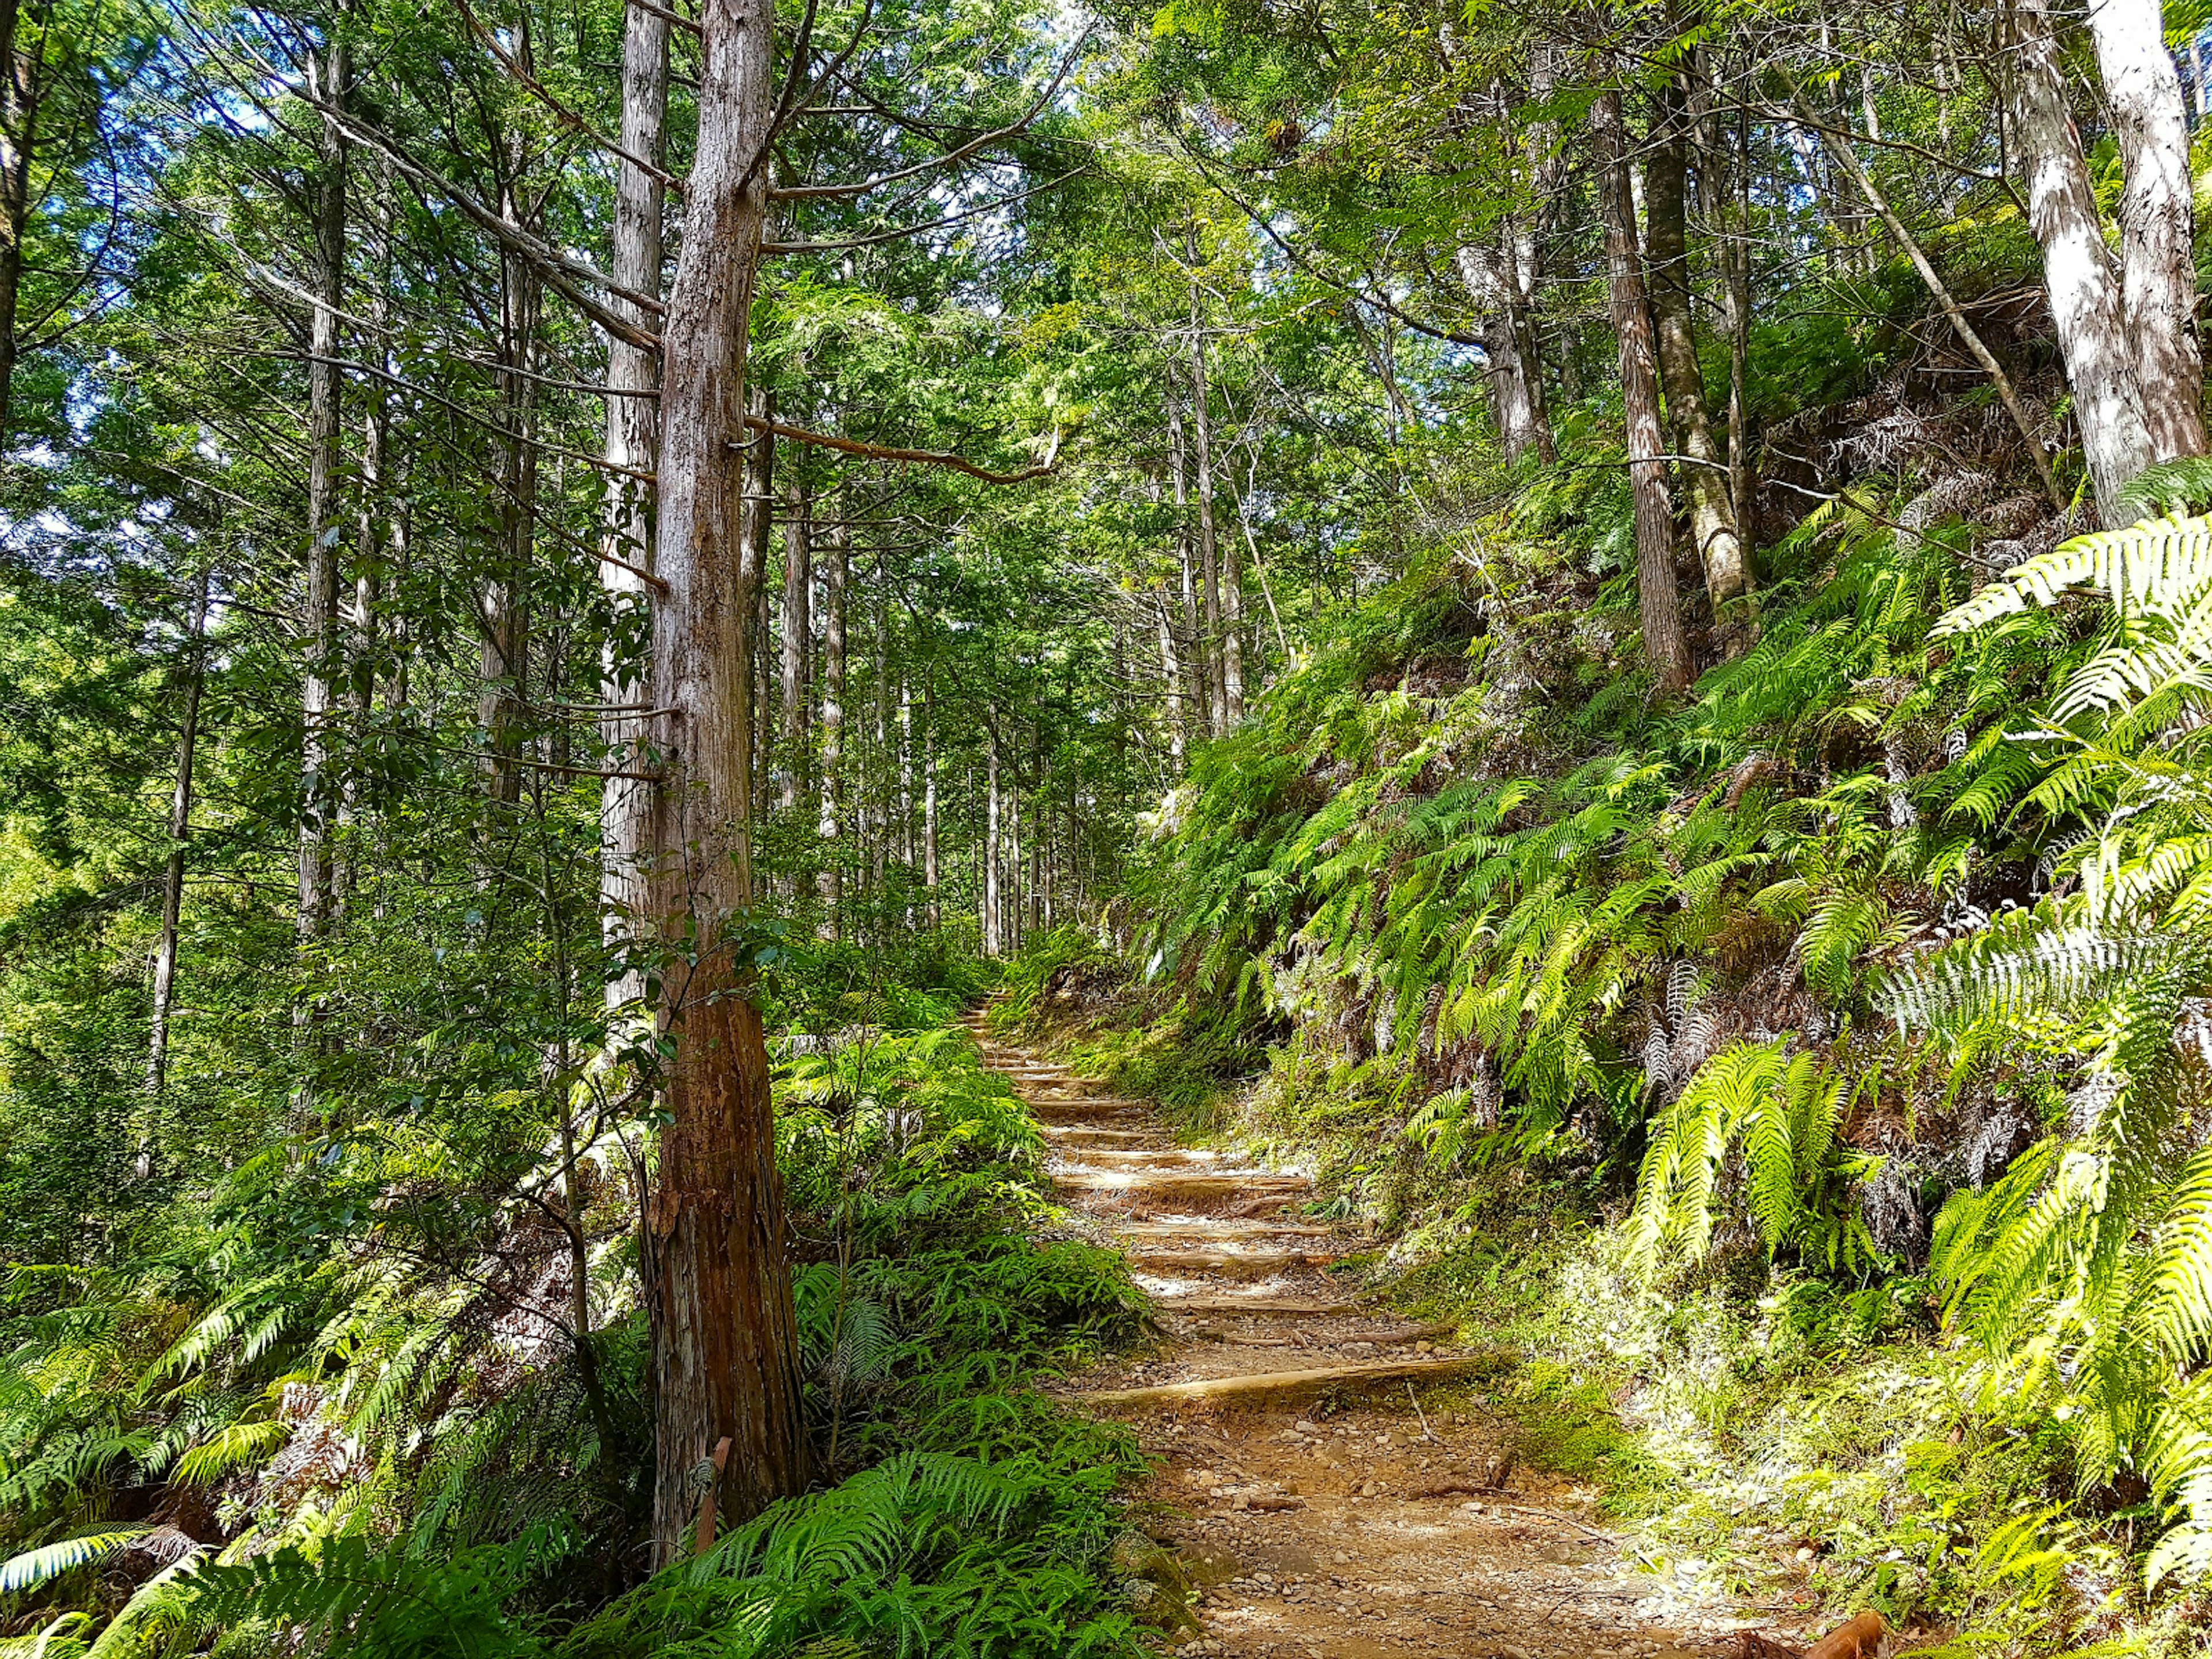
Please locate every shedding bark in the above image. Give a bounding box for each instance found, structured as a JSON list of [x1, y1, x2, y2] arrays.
[[643, 0, 805, 1564], [1593, 88, 1692, 695], [2088, 0, 2207, 460], [600, 0, 668, 1009], [2008, 0, 2155, 517]]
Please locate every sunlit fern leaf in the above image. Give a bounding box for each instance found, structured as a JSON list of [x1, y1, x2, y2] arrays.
[[2119, 457, 2212, 520], [0, 1528, 151, 1593], [173, 1419, 289, 1487], [1934, 512, 2212, 637]]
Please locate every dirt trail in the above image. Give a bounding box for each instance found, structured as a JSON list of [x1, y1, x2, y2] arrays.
[[965, 1009, 1830, 1659]]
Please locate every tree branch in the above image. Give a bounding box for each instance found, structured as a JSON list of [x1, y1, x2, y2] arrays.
[[737, 416, 1063, 484]]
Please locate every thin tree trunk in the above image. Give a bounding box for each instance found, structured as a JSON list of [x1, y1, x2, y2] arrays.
[[298, 36, 349, 944], [643, 0, 804, 1564], [1593, 88, 1692, 695], [1791, 90, 2067, 512], [815, 517, 846, 929], [1157, 589, 1185, 768], [482, 90, 541, 812], [339, 151, 393, 915], [1168, 391, 1209, 737], [1724, 103, 1754, 534], [923, 673, 940, 927], [145, 568, 210, 1124], [2089, 0, 2207, 460], [1646, 78, 1749, 606], [778, 479, 810, 815], [1187, 303, 1237, 726], [984, 716, 1001, 956], [2008, 0, 2156, 517], [0, 0, 39, 447], [599, 0, 667, 1009], [741, 387, 775, 826]]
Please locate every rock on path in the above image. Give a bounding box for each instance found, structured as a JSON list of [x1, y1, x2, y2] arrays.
[[965, 1006, 1844, 1659]]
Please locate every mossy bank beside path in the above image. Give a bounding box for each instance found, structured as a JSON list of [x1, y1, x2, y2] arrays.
[[966, 1009, 1896, 1659]]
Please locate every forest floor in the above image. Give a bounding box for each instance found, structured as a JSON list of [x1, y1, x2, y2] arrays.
[[964, 1007, 1866, 1659]]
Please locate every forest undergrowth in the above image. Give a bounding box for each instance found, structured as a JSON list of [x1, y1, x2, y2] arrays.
[[0, 952, 1152, 1658]]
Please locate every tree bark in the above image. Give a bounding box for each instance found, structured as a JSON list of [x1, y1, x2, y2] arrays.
[[644, 0, 804, 1564], [2088, 0, 2207, 460], [146, 569, 211, 1122], [984, 715, 1002, 956], [1646, 78, 1749, 606], [0, 0, 40, 447], [1456, 241, 1546, 464], [743, 389, 776, 828], [1187, 306, 1238, 728], [1167, 392, 1209, 738], [482, 77, 542, 813], [1157, 587, 1185, 768], [1593, 88, 1692, 695], [778, 479, 810, 816], [923, 682, 940, 929], [298, 36, 349, 943], [2008, 0, 2156, 517], [601, 0, 668, 1009], [815, 516, 846, 927]]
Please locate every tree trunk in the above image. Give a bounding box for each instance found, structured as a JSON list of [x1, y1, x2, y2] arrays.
[[298, 37, 349, 943], [1168, 391, 1210, 737], [601, 0, 666, 1007], [1722, 104, 1754, 533], [145, 569, 210, 1123], [2088, 0, 2207, 460], [1646, 78, 1749, 606], [815, 517, 846, 928], [1456, 241, 1545, 464], [778, 479, 810, 815], [1157, 588, 1185, 768], [643, 0, 804, 1565], [743, 389, 776, 828], [923, 687, 940, 929], [1593, 88, 1692, 695], [2009, 0, 2156, 517], [482, 90, 542, 813], [1187, 312, 1237, 727], [339, 151, 393, 916], [984, 717, 1002, 956], [0, 0, 39, 447]]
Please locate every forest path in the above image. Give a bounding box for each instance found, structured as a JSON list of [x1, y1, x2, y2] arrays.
[[963, 1007, 1802, 1659]]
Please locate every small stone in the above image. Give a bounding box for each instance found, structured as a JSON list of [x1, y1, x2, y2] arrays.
[[1415, 1340, 1434, 1354], [1296, 1419, 1322, 1433], [1360, 1481, 1379, 1497]]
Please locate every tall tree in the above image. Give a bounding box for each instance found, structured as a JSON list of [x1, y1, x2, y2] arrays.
[[642, 0, 805, 1563]]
